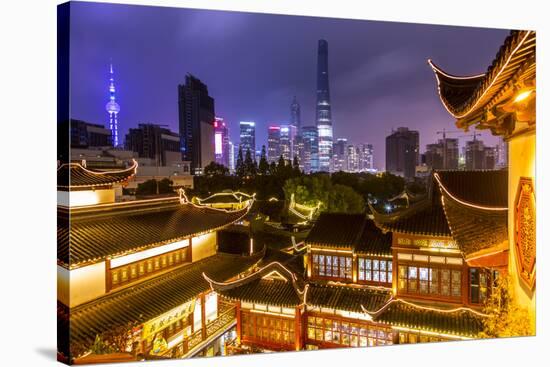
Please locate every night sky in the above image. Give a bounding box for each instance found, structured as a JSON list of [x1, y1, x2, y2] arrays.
[[70, 1, 510, 170]]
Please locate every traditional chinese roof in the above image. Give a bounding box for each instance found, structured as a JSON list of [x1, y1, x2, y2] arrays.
[[434, 171, 508, 259], [305, 213, 366, 249], [434, 170, 508, 207], [69, 253, 261, 354], [441, 195, 508, 259], [57, 160, 137, 190], [429, 30, 536, 129], [205, 261, 306, 307], [192, 191, 254, 204], [373, 300, 486, 338], [355, 219, 393, 256], [57, 197, 251, 268], [371, 200, 451, 237], [306, 285, 391, 313], [256, 247, 305, 276]]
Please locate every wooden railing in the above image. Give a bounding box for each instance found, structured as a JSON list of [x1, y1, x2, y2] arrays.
[[162, 306, 237, 358]]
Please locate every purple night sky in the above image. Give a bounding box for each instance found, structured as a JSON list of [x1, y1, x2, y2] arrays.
[[69, 2, 509, 170]]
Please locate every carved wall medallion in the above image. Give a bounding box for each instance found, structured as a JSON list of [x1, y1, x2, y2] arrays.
[[514, 177, 536, 290]]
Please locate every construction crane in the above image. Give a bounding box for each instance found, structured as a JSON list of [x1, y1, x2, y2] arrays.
[[435, 129, 462, 170], [435, 129, 463, 140]]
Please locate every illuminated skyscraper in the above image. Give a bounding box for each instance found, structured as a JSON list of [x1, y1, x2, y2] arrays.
[[290, 96, 301, 131], [214, 117, 230, 168], [346, 144, 360, 172], [178, 74, 216, 174], [332, 138, 347, 172], [316, 40, 333, 172], [359, 143, 374, 171], [267, 125, 281, 163], [302, 126, 319, 173], [280, 124, 297, 161], [105, 63, 120, 147], [239, 121, 256, 155], [228, 141, 236, 173]]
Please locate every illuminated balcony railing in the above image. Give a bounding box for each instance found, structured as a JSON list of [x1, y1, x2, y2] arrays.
[[160, 306, 237, 359]]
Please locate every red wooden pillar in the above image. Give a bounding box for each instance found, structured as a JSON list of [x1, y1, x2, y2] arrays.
[[201, 293, 207, 340], [392, 248, 398, 296], [294, 306, 303, 351], [352, 254, 357, 283], [306, 248, 312, 279], [462, 262, 470, 306], [236, 301, 242, 344], [188, 237, 193, 263]]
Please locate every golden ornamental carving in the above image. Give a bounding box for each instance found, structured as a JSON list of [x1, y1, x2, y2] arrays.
[[514, 177, 536, 290]]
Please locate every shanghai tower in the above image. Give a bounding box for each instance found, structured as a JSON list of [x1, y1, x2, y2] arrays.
[[315, 39, 333, 172]]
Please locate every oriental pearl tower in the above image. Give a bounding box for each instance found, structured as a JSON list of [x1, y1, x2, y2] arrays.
[[105, 62, 121, 147]]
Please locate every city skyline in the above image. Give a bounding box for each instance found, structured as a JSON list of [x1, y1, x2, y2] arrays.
[[70, 2, 505, 170]]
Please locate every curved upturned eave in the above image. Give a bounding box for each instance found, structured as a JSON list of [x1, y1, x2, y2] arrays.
[[428, 59, 486, 118], [428, 30, 535, 120], [57, 159, 138, 189]]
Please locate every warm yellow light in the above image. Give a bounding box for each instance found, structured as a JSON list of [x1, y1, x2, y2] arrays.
[[514, 89, 532, 103]]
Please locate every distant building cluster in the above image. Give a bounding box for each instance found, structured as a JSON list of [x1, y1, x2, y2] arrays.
[[74, 39, 509, 183], [384, 127, 508, 180]]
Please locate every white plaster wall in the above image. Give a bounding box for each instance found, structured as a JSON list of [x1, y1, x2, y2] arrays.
[[192, 232, 217, 262], [68, 261, 107, 307]]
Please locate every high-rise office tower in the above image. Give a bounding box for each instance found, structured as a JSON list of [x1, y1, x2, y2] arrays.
[[294, 135, 305, 170], [178, 74, 216, 174], [105, 63, 120, 147], [228, 141, 236, 173], [70, 119, 113, 148], [267, 125, 281, 163], [302, 126, 319, 173], [464, 138, 496, 170], [291, 96, 301, 131], [385, 127, 420, 179], [316, 40, 333, 172], [359, 143, 374, 171], [280, 124, 297, 161], [214, 117, 230, 168], [465, 138, 490, 170], [332, 138, 347, 172], [125, 123, 181, 166], [495, 136, 509, 169], [239, 121, 256, 155], [346, 144, 360, 172], [425, 138, 459, 171]]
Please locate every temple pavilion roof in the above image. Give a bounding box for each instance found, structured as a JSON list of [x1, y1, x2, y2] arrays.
[[371, 170, 508, 243], [429, 30, 536, 131], [205, 261, 307, 307], [68, 253, 262, 354], [306, 213, 366, 248], [305, 213, 392, 256], [355, 218, 393, 256], [57, 197, 251, 268], [57, 160, 137, 190], [435, 170, 508, 207], [371, 200, 452, 238], [434, 170, 508, 260], [192, 191, 254, 204], [373, 299, 486, 338], [307, 284, 391, 314]]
